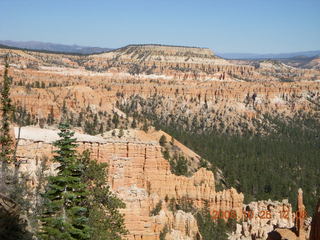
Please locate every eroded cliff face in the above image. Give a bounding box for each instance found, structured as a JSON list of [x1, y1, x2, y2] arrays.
[[0, 45, 319, 135], [0, 44, 319, 239], [15, 126, 243, 240], [2, 72, 319, 135]]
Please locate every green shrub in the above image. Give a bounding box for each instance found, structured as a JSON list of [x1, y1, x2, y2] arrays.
[[150, 200, 162, 216]]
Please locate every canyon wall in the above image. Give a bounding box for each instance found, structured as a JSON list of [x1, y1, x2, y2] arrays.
[[3, 71, 319, 135], [0, 44, 319, 239], [15, 127, 243, 240], [0, 45, 319, 136]]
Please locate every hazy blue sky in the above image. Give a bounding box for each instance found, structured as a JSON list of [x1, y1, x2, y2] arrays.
[[1, 0, 319, 53]]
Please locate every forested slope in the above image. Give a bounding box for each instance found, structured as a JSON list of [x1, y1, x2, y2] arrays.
[[120, 102, 320, 214]]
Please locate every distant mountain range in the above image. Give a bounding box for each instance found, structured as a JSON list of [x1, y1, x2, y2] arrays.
[[1, 40, 319, 60], [0, 40, 112, 54], [217, 51, 320, 60]]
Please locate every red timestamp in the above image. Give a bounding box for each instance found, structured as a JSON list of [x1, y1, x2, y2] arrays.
[[211, 210, 306, 220], [211, 210, 238, 220], [211, 210, 272, 220], [242, 210, 272, 219], [293, 210, 307, 219]]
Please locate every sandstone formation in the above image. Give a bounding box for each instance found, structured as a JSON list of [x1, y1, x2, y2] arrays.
[[14, 126, 243, 239], [1, 44, 320, 83], [0, 44, 319, 239], [0, 44, 319, 136], [229, 199, 294, 240], [230, 189, 313, 240], [0, 69, 318, 136], [255, 188, 310, 240], [295, 189, 307, 239]]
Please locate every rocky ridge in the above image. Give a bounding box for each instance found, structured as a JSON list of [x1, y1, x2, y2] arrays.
[[1, 45, 320, 82]]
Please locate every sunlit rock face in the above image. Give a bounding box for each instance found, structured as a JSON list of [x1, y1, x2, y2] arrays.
[[14, 126, 243, 239], [0, 45, 320, 137]]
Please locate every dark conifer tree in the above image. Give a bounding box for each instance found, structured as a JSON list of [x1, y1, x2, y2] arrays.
[[79, 150, 127, 240], [131, 118, 137, 129], [0, 56, 14, 187], [0, 56, 33, 240], [39, 123, 90, 240], [159, 135, 167, 147]]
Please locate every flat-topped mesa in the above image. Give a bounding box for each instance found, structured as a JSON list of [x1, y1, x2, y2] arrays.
[[93, 44, 227, 66], [87, 44, 255, 80], [1, 46, 319, 81], [116, 44, 216, 59]]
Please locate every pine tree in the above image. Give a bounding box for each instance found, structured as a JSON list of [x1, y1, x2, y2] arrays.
[[142, 121, 149, 132], [47, 106, 55, 125], [174, 156, 189, 176], [39, 123, 90, 240], [112, 113, 119, 128], [0, 56, 33, 240], [79, 150, 127, 240], [93, 114, 98, 130], [62, 99, 67, 115], [196, 205, 228, 240], [0, 56, 14, 189], [118, 128, 124, 138], [159, 135, 167, 146], [131, 118, 137, 129], [99, 123, 104, 134], [77, 112, 83, 127]]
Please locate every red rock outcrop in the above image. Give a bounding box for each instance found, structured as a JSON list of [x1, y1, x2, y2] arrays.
[[231, 189, 312, 240], [230, 199, 294, 240], [0, 44, 319, 239], [14, 126, 244, 239], [295, 188, 307, 239], [1, 69, 318, 135], [0, 46, 319, 136]]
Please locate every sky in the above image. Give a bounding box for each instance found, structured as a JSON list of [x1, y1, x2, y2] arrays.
[[0, 0, 319, 54]]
